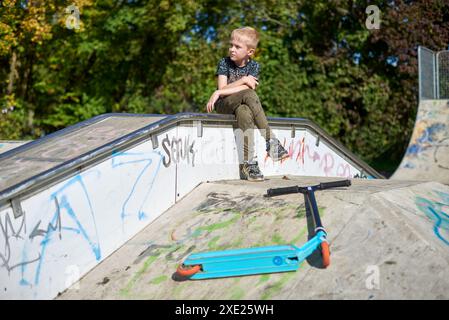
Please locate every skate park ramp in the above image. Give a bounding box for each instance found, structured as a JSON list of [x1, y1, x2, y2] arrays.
[[1, 108, 449, 300], [0, 112, 383, 299], [392, 100, 449, 184], [58, 176, 449, 300]]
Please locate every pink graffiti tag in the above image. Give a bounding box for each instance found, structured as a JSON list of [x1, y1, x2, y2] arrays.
[[264, 137, 352, 177], [337, 163, 352, 177], [320, 153, 334, 176]]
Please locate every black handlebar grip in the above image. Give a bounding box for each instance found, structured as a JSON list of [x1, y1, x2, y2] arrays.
[[318, 179, 351, 190], [265, 186, 300, 197]]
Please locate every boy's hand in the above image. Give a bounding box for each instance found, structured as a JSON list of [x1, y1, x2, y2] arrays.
[[207, 90, 221, 113], [243, 75, 259, 89]]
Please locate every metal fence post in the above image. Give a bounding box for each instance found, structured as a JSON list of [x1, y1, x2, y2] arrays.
[[418, 46, 437, 100], [437, 50, 449, 99]]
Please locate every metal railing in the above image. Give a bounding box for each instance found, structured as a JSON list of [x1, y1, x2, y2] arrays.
[[0, 113, 384, 208]]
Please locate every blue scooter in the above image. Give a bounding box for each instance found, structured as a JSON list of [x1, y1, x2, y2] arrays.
[[176, 179, 351, 279]]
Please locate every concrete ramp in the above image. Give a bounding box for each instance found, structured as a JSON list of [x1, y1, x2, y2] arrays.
[[392, 100, 449, 184], [58, 177, 449, 300], [0, 114, 166, 195], [0, 113, 382, 299], [0, 141, 31, 155]]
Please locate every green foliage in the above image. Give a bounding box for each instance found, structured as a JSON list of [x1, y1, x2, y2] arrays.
[[39, 93, 106, 130], [1, 0, 448, 173], [0, 96, 28, 139]]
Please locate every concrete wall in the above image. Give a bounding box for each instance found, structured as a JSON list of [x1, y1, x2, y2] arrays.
[[0, 123, 369, 299]]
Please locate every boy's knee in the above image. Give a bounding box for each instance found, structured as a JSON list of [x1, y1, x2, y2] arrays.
[[241, 89, 259, 99], [235, 105, 254, 127], [235, 104, 252, 118], [241, 89, 261, 107]]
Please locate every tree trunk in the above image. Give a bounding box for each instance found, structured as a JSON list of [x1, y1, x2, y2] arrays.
[[21, 51, 34, 100], [7, 50, 19, 95]]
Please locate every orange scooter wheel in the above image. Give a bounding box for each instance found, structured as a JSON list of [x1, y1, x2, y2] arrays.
[[320, 242, 330, 268], [176, 264, 202, 277]]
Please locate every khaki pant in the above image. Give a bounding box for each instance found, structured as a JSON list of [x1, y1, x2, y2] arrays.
[[215, 89, 274, 162]]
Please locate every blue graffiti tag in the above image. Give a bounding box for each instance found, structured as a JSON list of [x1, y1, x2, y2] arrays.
[[16, 149, 164, 287], [20, 173, 102, 285], [407, 123, 446, 156], [416, 191, 449, 246], [111, 150, 163, 222]]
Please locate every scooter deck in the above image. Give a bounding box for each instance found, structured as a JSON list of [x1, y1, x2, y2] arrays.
[[183, 231, 326, 279]]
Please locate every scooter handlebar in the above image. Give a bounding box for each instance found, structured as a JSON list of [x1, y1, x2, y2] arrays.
[[318, 179, 351, 190], [265, 186, 300, 197], [265, 179, 351, 197]]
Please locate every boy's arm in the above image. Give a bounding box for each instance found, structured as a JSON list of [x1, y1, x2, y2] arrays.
[[219, 77, 248, 90], [218, 85, 253, 97], [206, 85, 251, 112], [218, 75, 258, 91], [206, 75, 258, 113]]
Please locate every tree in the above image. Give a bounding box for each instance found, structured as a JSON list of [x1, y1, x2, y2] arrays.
[[1, 0, 448, 174]]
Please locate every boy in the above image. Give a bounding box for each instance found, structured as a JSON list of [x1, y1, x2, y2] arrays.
[[206, 26, 289, 181]]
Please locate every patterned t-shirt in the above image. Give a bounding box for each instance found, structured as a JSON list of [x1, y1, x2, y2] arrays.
[[215, 57, 260, 84]]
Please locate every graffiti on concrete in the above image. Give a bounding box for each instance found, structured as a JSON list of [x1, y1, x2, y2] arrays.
[[0, 211, 40, 274], [1, 149, 166, 291], [406, 122, 446, 156], [111, 150, 164, 222], [0, 172, 102, 288], [264, 136, 361, 178], [416, 191, 449, 246], [403, 121, 449, 171], [21, 173, 102, 286], [162, 134, 196, 168], [117, 191, 318, 299]]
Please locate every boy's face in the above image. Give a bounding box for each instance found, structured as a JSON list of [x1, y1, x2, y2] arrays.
[[229, 37, 255, 63]]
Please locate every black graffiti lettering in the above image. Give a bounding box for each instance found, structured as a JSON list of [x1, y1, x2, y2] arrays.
[[189, 139, 195, 167], [171, 138, 181, 164], [0, 210, 42, 273], [29, 198, 63, 241], [133, 244, 171, 265], [162, 134, 171, 168], [1, 197, 64, 274], [1, 211, 25, 272], [161, 135, 196, 168], [179, 137, 186, 160]]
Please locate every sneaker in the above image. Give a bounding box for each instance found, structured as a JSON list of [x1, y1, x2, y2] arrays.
[[266, 138, 289, 161], [240, 161, 264, 182]]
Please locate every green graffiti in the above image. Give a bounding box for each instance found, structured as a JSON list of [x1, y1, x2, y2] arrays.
[[296, 207, 307, 218], [207, 236, 221, 249], [120, 254, 159, 297], [229, 287, 246, 300], [197, 214, 240, 233], [272, 204, 298, 221], [260, 271, 297, 300], [149, 275, 168, 285], [213, 237, 244, 252], [271, 233, 286, 245], [198, 207, 239, 214], [229, 237, 243, 248], [258, 274, 270, 284], [290, 226, 308, 244]]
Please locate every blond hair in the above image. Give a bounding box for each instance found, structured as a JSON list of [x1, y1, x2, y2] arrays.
[[231, 27, 259, 49]]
